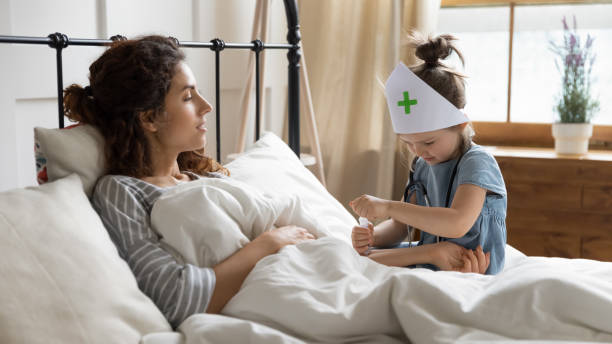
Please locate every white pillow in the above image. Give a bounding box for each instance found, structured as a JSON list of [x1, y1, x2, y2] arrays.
[[34, 125, 105, 198], [226, 132, 355, 244], [33, 126, 355, 242], [0, 174, 171, 344]]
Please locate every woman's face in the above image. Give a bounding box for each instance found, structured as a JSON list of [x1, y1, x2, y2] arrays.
[[399, 127, 462, 165], [154, 62, 212, 153]]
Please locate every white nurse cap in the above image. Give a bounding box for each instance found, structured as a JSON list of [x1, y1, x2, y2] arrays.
[[385, 62, 468, 134]]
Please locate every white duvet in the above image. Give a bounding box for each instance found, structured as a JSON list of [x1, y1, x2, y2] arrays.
[[177, 238, 612, 343], [146, 133, 612, 343]]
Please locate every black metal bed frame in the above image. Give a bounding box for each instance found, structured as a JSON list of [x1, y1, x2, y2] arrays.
[[0, 0, 301, 163]]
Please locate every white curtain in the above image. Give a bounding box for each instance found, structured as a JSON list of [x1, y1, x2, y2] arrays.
[[300, 0, 441, 210]]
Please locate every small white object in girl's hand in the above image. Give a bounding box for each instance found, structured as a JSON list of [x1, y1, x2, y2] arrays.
[[358, 217, 371, 255]]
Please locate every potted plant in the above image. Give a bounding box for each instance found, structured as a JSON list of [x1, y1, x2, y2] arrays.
[[549, 16, 599, 155]]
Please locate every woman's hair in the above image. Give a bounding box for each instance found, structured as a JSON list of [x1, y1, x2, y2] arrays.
[[401, 32, 475, 171], [63, 35, 228, 178]]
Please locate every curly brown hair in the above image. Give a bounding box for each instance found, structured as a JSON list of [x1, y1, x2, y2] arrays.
[[63, 35, 228, 178]]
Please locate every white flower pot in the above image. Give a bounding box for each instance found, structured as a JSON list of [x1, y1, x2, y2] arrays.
[[551, 123, 593, 155]]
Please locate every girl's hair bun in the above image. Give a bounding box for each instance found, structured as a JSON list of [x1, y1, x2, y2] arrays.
[[404, 31, 467, 110], [413, 33, 463, 67]]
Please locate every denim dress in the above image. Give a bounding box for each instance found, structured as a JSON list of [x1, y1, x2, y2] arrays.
[[404, 144, 507, 274]]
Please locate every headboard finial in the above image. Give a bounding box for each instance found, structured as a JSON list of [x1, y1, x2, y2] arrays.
[[109, 35, 127, 42], [47, 32, 68, 49], [210, 38, 225, 52]]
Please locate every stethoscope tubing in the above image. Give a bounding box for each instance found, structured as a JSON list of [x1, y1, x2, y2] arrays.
[[404, 153, 464, 245]]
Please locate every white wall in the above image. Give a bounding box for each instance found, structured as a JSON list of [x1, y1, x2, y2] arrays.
[[0, 0, 16, 190], [0, 0, 290, 191]]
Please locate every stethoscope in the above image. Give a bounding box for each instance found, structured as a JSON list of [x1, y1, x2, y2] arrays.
[[403, 153, 464, 246]]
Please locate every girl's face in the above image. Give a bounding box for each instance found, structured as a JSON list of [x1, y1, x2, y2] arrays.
[[153, 62, 212, 153], [399, 127, 463, 165]]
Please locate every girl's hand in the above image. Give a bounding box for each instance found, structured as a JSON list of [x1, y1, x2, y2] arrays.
[[351, 222, 374, 255], [429, 242, 490, 274], [349, 194, 390, 220], [257, 225, 316, 254]]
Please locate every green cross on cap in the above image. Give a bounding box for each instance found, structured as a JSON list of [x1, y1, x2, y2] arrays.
[[397, 91, 417, 114]]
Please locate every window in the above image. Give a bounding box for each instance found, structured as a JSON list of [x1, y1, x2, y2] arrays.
[[438, 1, 612, 147], [512, 4, 612, 124], [438, 7, 509, 122]]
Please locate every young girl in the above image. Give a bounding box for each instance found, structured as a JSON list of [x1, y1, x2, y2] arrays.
[[350, 33, 507, 275]]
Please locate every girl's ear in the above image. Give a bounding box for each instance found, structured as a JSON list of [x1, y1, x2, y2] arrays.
[[139, 110, 158, 133]]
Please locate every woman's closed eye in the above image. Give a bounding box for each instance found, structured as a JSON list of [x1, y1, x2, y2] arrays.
[[424, 141, 434, 146]]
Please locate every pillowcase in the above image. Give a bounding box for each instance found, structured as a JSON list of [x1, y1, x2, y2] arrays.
[[0, 174, 171, 344], [226, 132, 355, 243], [34, 124, 105, 198]]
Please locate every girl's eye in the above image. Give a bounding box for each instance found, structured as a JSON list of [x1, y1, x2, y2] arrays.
[[184, 93, 192, 101], [424, 141, 434, 146]]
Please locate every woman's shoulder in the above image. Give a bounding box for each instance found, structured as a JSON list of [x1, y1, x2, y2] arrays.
[[97, 174, 135, 185], [96, 174, 151, 192], [95, 175, 126, 195], [94, 174, 165, 205]]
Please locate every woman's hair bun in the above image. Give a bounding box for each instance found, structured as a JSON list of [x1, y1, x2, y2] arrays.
[[63, 84, 95, 124]]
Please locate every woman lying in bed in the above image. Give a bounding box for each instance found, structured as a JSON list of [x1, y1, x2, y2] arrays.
[[62, 35, 489, 328]]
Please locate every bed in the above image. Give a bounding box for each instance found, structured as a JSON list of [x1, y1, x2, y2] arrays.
[[2, 2, 612, 344]]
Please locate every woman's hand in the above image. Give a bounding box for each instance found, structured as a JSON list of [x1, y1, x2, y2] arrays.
[[351, 222, 374, 255], [349, 194, 390, 220], [429, 242, 490, 274], [460, 246, 490, 274], [257, 225, 316, 254], [209, 225, 315, 314]]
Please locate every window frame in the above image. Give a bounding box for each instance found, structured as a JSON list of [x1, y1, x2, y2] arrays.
[[441, 0, 612, 149]]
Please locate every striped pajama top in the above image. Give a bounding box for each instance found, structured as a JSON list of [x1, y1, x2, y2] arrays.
[[92, 172, 222, 328]]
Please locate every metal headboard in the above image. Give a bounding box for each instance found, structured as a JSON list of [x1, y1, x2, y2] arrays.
[[0, 0, 302, 163]]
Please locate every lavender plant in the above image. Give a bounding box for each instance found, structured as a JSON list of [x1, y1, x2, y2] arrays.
[[549, 16, 599, 123]]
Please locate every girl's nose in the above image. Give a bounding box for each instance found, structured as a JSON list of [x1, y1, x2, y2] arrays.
[[415, 146, 424, 157]]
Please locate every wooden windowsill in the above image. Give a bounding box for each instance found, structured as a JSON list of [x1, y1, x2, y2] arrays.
[[483, 146, 612, 162], [442, 0, 612, 7], [472, 122, 612, 150]]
